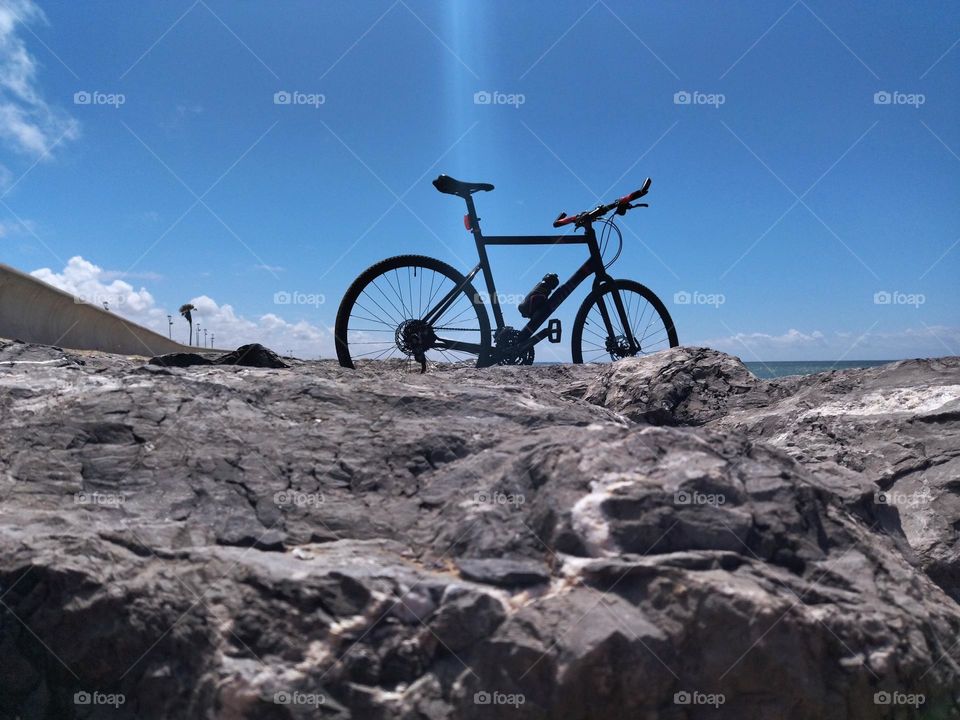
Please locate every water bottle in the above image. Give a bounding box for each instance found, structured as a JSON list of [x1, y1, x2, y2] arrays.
[[518, 273, 559, 319]]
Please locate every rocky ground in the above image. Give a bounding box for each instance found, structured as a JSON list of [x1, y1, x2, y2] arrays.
[[0, 339, 958, 719]]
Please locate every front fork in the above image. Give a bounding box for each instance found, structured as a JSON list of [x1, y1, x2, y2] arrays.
[[592, 276, 639, 354]]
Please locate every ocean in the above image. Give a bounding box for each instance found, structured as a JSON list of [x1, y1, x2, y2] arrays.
[[744, 360, 895, 379]]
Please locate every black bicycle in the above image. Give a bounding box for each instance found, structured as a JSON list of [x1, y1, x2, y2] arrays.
[[336, 175, 678, 372]]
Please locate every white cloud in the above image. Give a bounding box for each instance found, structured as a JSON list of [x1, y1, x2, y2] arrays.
[[0, 217, 33, 236], [0, 0, 78, 161], [32, 255, 161, 315], [31, 256, 331, 358]]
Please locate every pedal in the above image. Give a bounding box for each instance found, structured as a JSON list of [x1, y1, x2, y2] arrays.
[[547, 319, 562, 343]]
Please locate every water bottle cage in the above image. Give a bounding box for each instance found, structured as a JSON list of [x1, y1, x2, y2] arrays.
[[518, 293, 547, 319], [519, 273, 560, 319]]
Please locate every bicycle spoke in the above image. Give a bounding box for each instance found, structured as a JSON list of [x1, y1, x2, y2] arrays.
[[353, 345, 398, 359], [392, 269, 412, 318], [418, 266, 424, 318], [407, 266, 414, 320], [366, 282, 406, 324], [422, 270, 441, 320], [352, 304, 397, 329], [436, 303, 473, 328]]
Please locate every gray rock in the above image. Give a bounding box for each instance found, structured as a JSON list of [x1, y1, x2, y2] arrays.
[[214, 343, 290, 368], [0, 337, 958, 719], [455, 558, 550, 586], [148, 352, 213, 367], [578, 347, 960, 604]]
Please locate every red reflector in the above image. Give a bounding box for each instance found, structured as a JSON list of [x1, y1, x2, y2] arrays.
[[463, 214, 472, 231]]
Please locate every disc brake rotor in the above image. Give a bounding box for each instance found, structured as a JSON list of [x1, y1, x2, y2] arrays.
[[605, 334, 636, 359]]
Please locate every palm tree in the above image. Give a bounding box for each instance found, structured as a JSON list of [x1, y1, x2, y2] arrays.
[[179, 303, 196, 345]]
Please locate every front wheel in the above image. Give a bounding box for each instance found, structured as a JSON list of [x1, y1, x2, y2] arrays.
[[335, 254, 492, 371], [571, 279, 678, 363]]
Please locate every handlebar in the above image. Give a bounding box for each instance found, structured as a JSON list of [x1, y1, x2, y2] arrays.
[[553, 177, 652, 228], [618, 177, 652, 205]]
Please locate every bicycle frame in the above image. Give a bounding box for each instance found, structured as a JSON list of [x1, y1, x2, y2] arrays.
[[423, 194, 638, 362]]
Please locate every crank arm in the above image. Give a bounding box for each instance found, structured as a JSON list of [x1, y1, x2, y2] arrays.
[[491, 327, 552, 359]]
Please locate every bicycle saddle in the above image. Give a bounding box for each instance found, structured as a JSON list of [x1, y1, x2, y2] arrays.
[[432, 174, 495, 197]]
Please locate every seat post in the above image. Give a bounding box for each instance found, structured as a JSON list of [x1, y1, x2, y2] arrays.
[[463, 194, 481, 235]]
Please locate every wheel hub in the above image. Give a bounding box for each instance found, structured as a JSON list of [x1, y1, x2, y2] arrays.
[[605, 334, 636, 359], [396, 319, 436, 355]]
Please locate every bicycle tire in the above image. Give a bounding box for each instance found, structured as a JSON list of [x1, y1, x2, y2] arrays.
[[336, 254, 492, 369], [571, 279, 679, 363]]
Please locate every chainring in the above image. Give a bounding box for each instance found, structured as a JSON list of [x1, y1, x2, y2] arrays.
[[495, 327, 534, 365]]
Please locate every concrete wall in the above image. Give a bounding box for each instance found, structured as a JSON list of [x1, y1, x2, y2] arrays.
[[0, 263, 196, 356]]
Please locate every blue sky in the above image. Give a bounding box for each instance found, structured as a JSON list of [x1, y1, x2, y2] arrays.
[[1, 0, 957, 360]]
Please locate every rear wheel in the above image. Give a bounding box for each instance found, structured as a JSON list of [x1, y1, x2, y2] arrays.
[[571, 279, 678, 363], [336, 255, 491, 371]]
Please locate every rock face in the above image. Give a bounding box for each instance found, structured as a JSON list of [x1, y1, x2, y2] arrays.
[[149, 344, 289, 369], [0, 339, 958, 719], [214, 343, 290, 369], [148, 352, 213, 368], [578, 348, 960, 603]]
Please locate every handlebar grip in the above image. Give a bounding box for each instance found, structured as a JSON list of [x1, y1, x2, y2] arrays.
[[553, 212, 579, 228], [618, 177, 652, 205]]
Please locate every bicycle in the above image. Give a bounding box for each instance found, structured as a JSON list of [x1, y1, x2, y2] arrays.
[[335, 174, 679, 372]]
